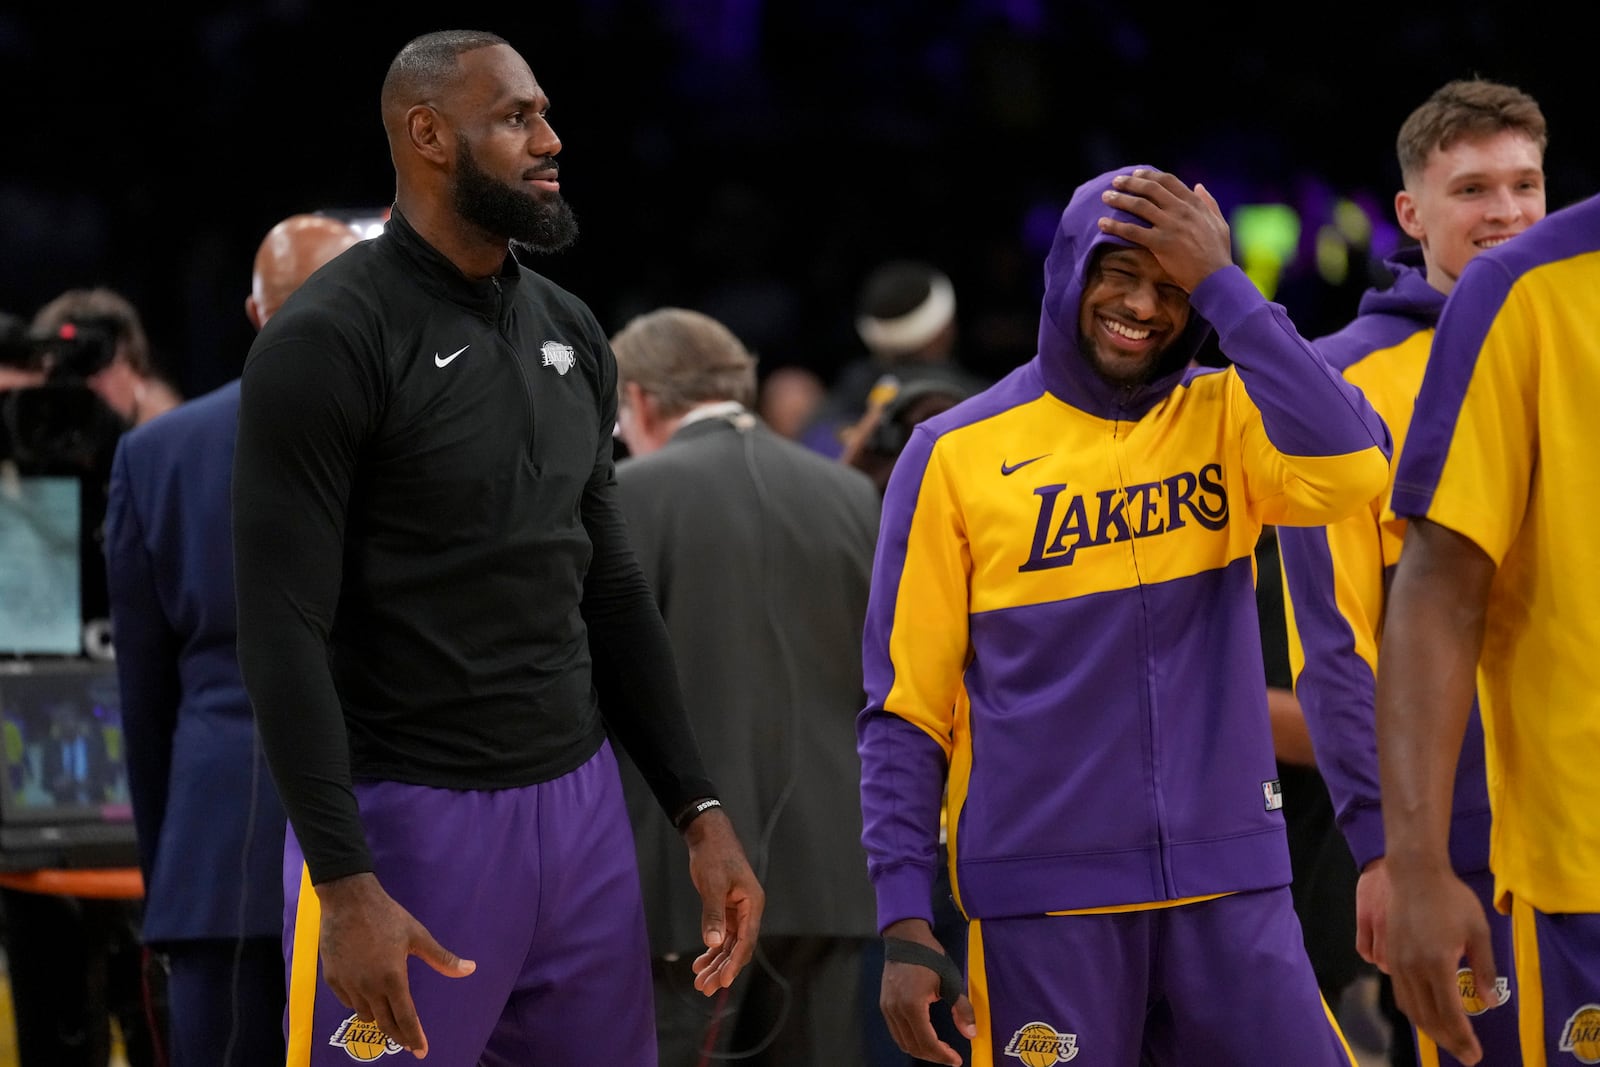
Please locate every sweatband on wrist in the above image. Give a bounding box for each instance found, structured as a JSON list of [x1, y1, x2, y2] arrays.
[[884, 936, 965, 1004], [673, 796, 723, 832]]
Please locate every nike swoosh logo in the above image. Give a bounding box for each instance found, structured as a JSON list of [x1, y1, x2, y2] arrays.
[[1000, 454, 1051, 476], [434, 345, 469, 368]]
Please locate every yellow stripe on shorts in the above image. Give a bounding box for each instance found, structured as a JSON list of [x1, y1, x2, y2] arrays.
[[286, 863, 322, 1067], [1513, 895, 1547, 1067]]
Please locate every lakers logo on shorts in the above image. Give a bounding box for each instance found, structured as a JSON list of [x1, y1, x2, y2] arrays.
[[1559, 1003, 1600, 1064], [1004, 1020, 1080, 1065], [328, 1014, 404, 1061], [1456, 968, 1510, 1015]]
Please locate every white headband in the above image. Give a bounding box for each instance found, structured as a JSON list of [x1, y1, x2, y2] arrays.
[[855, 275, 956, 357]]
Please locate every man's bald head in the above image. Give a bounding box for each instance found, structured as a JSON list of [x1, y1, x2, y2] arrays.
[[246, 214, 362, 330]]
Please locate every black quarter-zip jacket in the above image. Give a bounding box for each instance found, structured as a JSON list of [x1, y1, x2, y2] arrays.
[[232, 208, 714, 884]]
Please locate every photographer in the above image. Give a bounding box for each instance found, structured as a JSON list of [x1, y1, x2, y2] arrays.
[[2, 289, 174, 659], [2, 290, 176, 475], [1, 288, 174, 1067], [29, 288, 180, 432]]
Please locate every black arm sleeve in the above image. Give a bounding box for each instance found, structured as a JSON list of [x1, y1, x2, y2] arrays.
[[579, 346, 717, 821], [232, 322, 377, 884]]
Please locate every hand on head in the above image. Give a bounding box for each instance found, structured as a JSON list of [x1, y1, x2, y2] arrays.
[[1096, 169, 1234, 292]]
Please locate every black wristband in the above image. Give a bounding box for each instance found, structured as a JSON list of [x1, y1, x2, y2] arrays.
[[673, 796, 723, 832], [884, 936, 965, 1005]]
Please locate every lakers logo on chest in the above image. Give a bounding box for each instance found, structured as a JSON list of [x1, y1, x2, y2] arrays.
[[1019, 462, 1229, 572]]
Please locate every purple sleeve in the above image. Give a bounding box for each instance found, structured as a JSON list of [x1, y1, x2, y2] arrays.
[[1191, 267, 1392, 459], [857, 426, 951, 930], [857, 713, 949, 930], [1275, 523, 1385, 868]]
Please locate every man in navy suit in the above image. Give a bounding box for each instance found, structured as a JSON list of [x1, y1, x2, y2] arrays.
[[104, 213, 362, 1067]]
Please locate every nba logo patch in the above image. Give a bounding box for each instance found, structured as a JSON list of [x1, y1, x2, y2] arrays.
[[540, 340, 575, 375], [1559, 1003, 1600, 1063], [1004, 1020, 1079, 1064], [328, 1013, 403, 1060], [1262, 779, 1283, 811], [1457, 968, 1510, 1015]]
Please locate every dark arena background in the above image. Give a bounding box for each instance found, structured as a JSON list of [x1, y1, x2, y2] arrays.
[[2, 2, 1594, 400]]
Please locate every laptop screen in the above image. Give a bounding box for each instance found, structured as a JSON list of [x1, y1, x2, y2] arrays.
[[0, 658, 138, 871]]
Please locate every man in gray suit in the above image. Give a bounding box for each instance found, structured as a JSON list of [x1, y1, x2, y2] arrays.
[[612, 307, 883, 1067]]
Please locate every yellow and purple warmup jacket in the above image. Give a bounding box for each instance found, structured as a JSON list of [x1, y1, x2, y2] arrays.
[[857, 167, 1392, 930], [1277, 247, 1493, 875], [1390, 191, 1600, 916]]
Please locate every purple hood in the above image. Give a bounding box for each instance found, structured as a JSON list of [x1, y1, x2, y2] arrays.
[[1037, 165, 1217, 420]]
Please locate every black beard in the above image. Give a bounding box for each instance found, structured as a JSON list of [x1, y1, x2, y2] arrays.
[[1079, 332, 1159, 389], [453, 137, 579, 254]]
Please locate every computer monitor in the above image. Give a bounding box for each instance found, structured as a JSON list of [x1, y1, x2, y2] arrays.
[[0, 658, 138, 871], [0, 474, 82, 656]]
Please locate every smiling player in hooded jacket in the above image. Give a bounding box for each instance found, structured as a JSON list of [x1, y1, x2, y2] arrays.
[[857, 166, 1391, 1065]]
